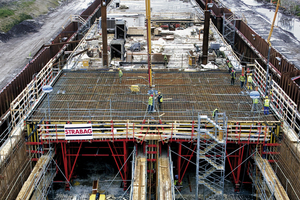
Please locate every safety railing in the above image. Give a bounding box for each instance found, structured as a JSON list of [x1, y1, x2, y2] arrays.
[[254, 60, 300, 137], [10, 59, 54, 128]]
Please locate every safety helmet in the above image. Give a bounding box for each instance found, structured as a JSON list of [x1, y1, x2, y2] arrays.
[[232, 70, 234, 72], [158, 92, 161, 94], [118, 68, 120, 70], [242, 74, 244, 76], [226, 60, 229, 63], [250, 73, 252, 76], [151, 94, 153, 97], [266, 96, 268, 99]]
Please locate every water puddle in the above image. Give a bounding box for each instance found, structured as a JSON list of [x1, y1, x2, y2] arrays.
[[255, 7, 300, 41]]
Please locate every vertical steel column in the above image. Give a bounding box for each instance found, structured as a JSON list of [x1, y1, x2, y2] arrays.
[[202, 10, 210, 65], [101, 0, 108, 67]]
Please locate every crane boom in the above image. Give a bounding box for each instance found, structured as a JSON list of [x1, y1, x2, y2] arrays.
[[267, 0, 280, 45]]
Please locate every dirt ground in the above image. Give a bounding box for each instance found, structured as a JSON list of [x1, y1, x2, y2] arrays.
[[0, 0, 95, 91]]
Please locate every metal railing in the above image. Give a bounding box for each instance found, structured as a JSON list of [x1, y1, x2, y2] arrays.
[[254, 60, 300, 137]]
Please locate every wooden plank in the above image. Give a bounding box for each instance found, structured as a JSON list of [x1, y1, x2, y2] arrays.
[[158, 156, 172, 200], [16, 155, 50, 200], [255, 155, 290, 200]]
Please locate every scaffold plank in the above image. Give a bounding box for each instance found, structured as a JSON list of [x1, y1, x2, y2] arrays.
[[254, 154, 290, 200]]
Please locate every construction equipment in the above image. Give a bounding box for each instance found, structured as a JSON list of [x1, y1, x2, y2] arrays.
[[265, 0, 280, 95], [130, 85, 140, 93]]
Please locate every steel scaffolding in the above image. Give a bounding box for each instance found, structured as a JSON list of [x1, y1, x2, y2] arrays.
[[222, 13, 238, 48], [196, 114, 227, 199]]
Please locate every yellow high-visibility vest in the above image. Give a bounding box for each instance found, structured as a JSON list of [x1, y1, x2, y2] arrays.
[[247, 76, 253, 83], [148, 96, 153, 105], [264, 99, 270, 107], [253, 98, 258, 104]]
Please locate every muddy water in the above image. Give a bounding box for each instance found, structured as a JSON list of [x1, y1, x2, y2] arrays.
[[221, 0, 300, 68]]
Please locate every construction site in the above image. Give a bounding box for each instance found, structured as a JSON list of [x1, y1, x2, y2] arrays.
[[0, 0, 300, 199]]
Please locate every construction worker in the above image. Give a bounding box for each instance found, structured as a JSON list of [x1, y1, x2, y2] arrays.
[[247, 73, 253, 90], [245, 68, 250, 84], [157, 92, 163, 111], [227, 60, 233, 73], [148, 94, 154, 113], [264, 96, 270, 115], [239, 73, 245, 88], [118, 68, 123, 83], [212, 108, 219, 120], [164, 55, 168, 67], [230, 70, 236, 85], [252, 98, 258, 112]]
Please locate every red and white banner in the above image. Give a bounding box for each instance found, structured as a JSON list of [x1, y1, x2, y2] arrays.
[[64, 124, 93, 140]]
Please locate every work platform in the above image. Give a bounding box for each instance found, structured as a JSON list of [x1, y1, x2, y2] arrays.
[[28, 70, 277, 122]]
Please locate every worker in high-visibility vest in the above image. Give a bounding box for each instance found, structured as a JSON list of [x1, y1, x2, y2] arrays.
[[227, 60, 233, 73], [247, 73, 253, 90], [212, 108, 219, 120], [157, 92, 163, 111], [164, 55, 168, 67], [230, 70, 236, 85], [264, 96, 270, 115], [252, 98, 258, 112], [148, 94, 154, 113], [239, 73, 245, 89], [118, 68, 123, 83]]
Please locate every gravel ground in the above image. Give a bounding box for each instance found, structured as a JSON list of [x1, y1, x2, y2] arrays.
[[0, 0, 95, 91]]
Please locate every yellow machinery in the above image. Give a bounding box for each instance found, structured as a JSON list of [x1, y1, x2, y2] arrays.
[[89, 194, 105, 200], [130, 85, 140, 93], [188, 51, 196, 67], [83, 60, 89, 67]]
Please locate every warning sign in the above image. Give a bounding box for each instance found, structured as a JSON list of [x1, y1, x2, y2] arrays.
[[65, 124, 93, 140]]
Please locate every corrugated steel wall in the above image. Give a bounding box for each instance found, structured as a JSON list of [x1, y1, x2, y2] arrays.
[[0, 0, 103, 122], [197, 0, 300, 111]]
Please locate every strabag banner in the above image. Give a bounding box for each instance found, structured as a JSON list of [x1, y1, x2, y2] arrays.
[[64, 124, 93, 140]]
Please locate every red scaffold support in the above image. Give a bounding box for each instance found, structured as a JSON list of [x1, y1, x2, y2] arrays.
[[60, 142, 83, 190], [177, 142, 196, 184], [107, 141, 128, 190]]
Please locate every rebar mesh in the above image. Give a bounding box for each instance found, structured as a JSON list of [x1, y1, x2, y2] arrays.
[[28, 70, 277, 122]]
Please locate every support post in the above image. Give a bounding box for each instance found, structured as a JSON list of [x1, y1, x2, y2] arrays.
[[202, 10, 210, 65], [101, 0, 108, 67]]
